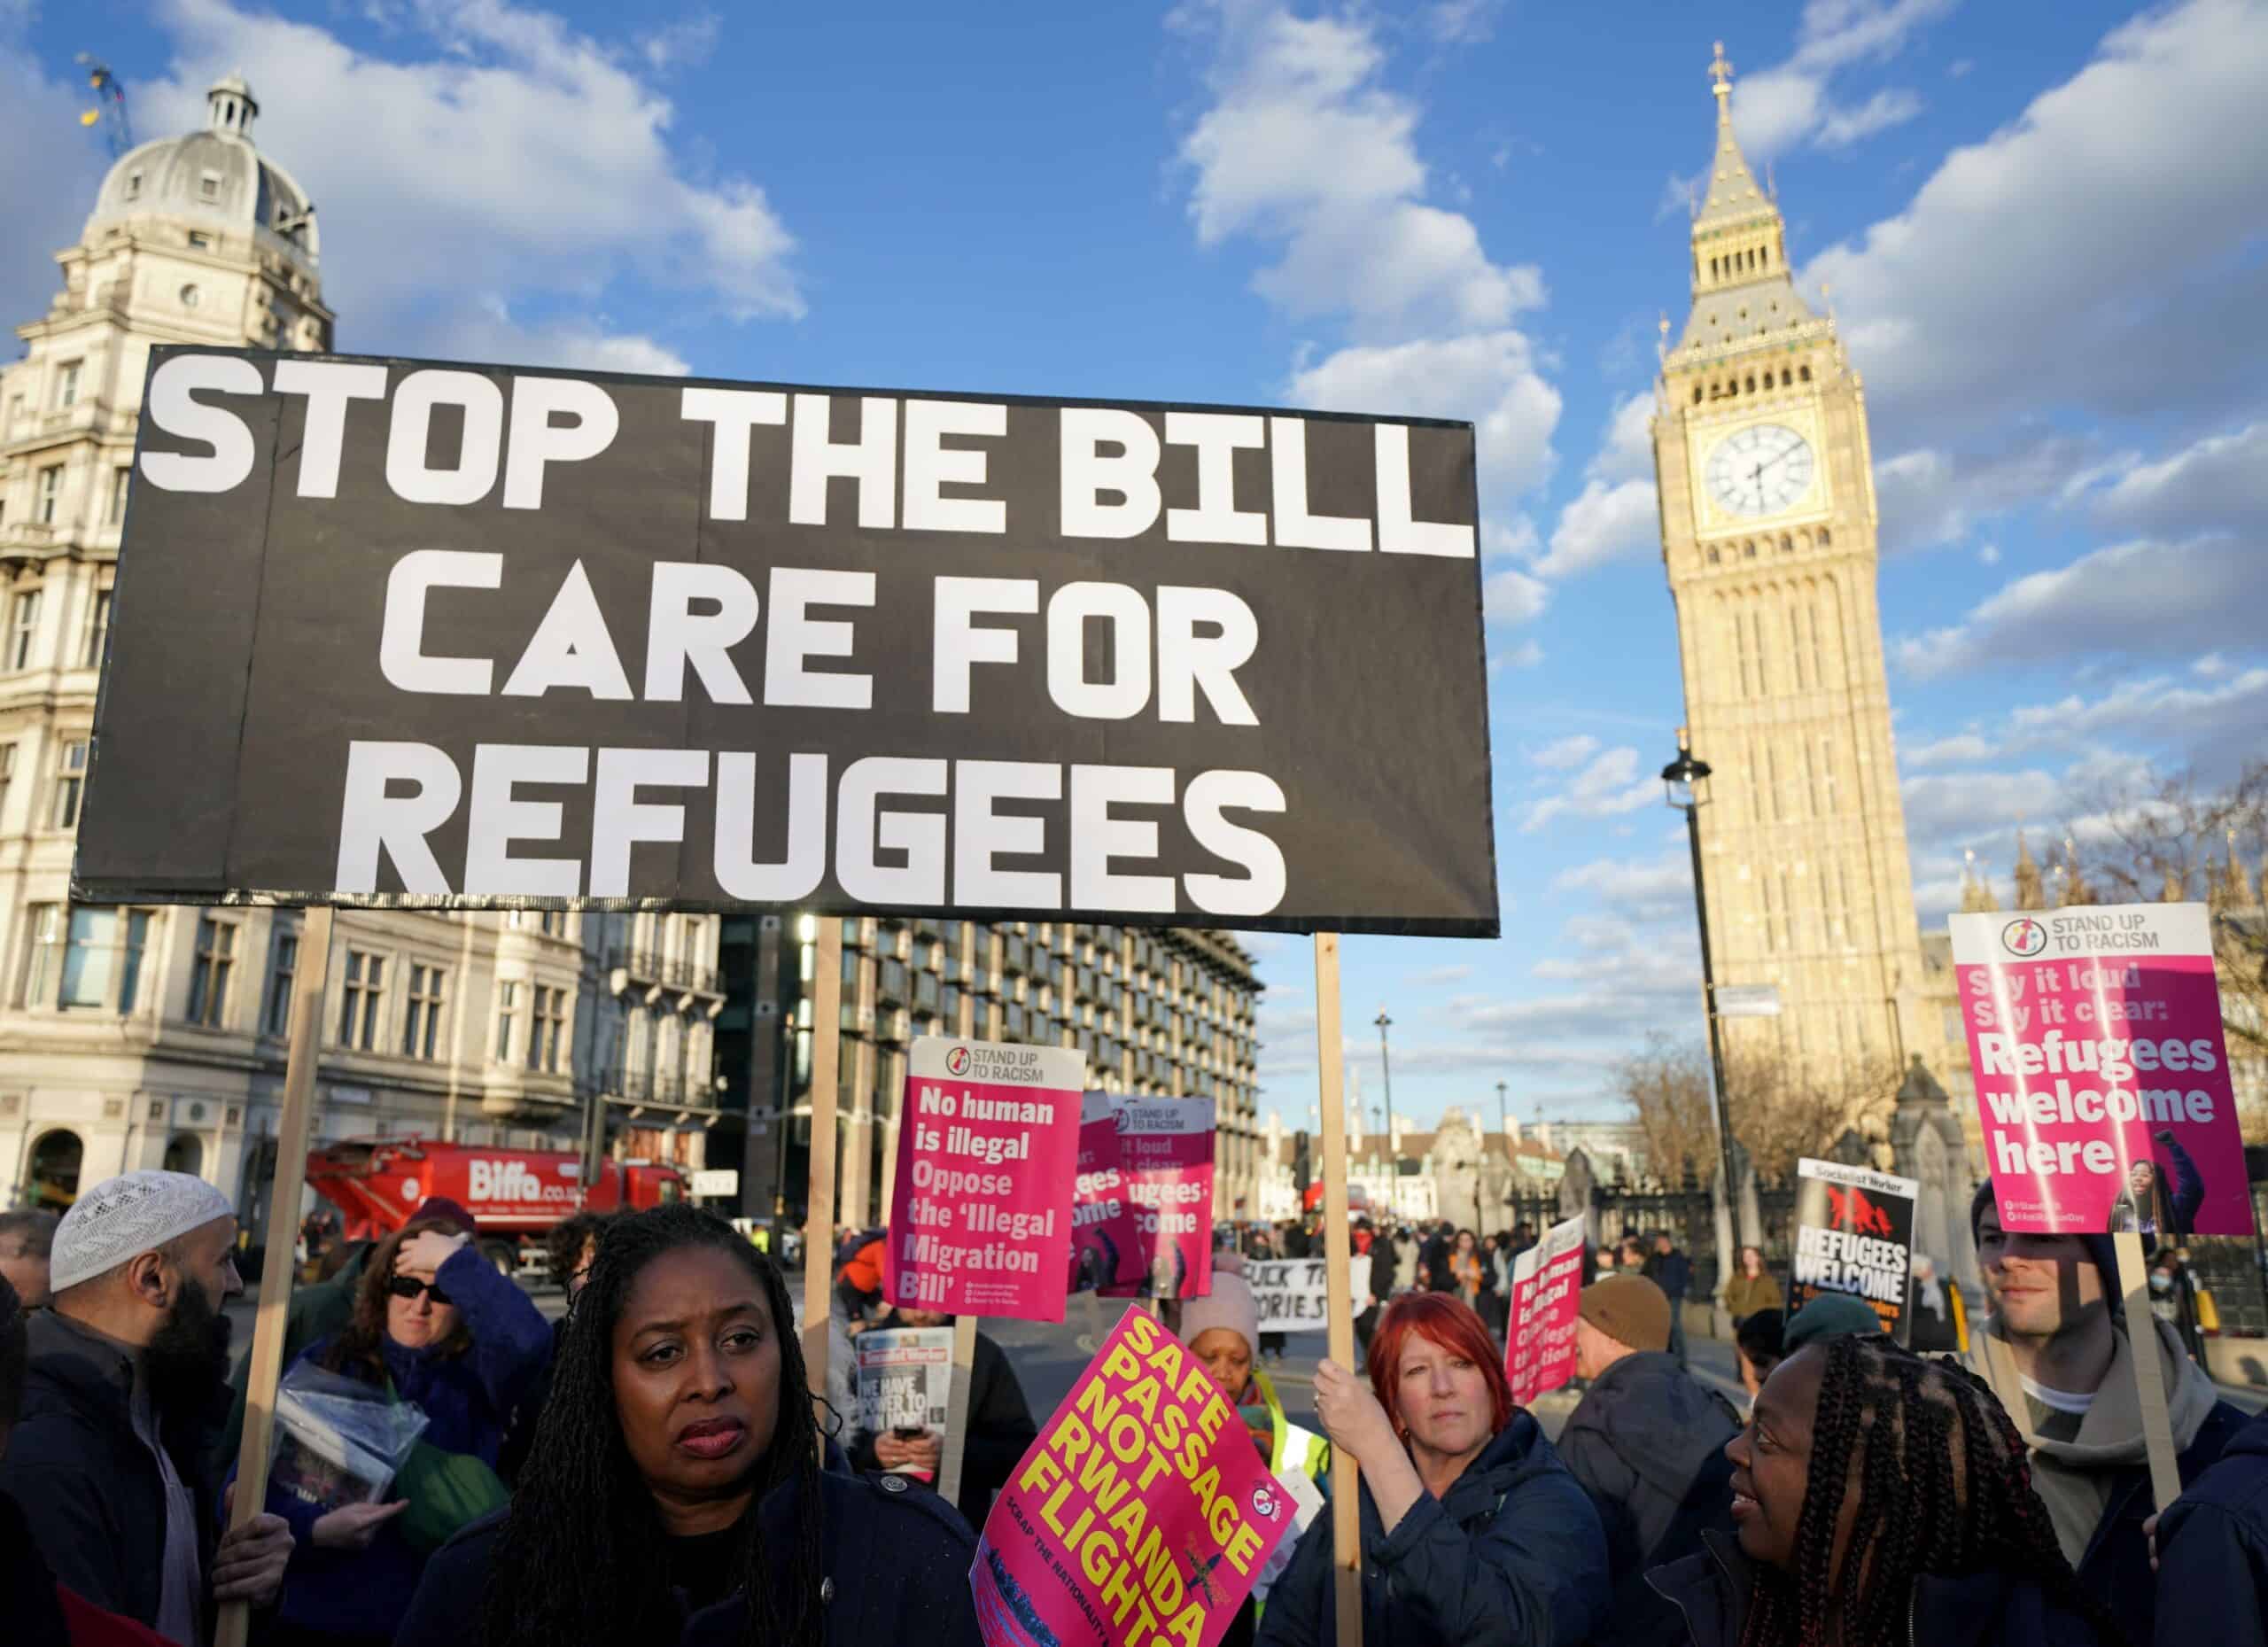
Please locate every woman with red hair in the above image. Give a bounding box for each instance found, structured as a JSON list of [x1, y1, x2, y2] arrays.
[[1255, 1293, 1608, 1647]]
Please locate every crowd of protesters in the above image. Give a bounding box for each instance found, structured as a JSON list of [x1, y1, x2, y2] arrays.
[[4, 1168, 2267, 1647]]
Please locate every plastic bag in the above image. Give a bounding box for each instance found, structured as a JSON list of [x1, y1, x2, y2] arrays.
[[268, 1362, 431, 1513]]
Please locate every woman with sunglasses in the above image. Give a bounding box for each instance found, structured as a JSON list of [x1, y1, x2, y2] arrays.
[[248, 1214, 550, 1647]]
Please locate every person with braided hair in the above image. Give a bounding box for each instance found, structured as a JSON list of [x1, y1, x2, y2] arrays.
[[393, 1203, 980, 1647], [1646, 1333, 2120, 1647]]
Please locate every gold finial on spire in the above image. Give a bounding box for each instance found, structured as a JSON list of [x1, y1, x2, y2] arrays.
[[1710, 41, 1735, 113]]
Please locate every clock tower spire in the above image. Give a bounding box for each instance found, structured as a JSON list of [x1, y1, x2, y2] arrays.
[[1650, 43, 1930, 1097]]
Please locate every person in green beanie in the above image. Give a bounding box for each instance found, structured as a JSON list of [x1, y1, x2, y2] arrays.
[[1779, 1291, 1881, 1354]]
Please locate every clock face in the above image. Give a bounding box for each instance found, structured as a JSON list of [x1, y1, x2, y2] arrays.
[[1705, 423, 1814, 518]]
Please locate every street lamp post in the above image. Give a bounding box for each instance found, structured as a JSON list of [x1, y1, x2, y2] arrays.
[[1374, 1009, 1395, 1149], [1662, 733, 1742, 1223]]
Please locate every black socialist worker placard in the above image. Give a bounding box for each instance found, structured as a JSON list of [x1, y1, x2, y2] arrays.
[[73, 350, 1497, 936], [1790, 1157, 1918, 1339]]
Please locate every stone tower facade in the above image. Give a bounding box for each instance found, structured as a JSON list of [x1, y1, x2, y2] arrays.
[[1651, 47, 1931, 1085]]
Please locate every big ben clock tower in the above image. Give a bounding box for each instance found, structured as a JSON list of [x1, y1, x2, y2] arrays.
[[1654, 44, 1931, 1084]]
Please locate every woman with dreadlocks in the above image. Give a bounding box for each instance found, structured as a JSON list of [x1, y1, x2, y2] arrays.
[[1646, 1333, 2120, 1647], [393, 1203, 980, 1647]]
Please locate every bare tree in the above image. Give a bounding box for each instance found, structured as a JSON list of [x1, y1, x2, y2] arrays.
[[1724, 1046, 1904, 1182], [1612, 1035, 1719, 1186], [2068, 757, 2268, 1138]]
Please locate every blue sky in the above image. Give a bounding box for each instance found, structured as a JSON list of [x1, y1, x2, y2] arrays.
[[5, 1, 2264, 1132]]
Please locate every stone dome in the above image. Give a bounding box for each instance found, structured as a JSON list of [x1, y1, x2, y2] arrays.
[[84, 74, 320, 270]]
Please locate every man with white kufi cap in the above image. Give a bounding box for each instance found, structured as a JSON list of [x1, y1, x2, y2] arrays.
[[0, 1170, 293, 1643]]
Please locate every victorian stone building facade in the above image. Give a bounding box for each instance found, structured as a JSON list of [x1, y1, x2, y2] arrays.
[[0, 81, 722, 1224]]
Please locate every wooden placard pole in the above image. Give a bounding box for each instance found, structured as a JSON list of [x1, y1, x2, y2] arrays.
[[803, 917, 845, 1434], [936, 1312, 981, 1507], [216, 906, 336, 1647], [1313, 932, 1363, 1647], [2113, 1231, 2182, 1509]]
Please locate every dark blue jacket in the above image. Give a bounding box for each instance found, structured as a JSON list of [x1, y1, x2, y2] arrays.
[[2152, 1404, 2268, 1647], [1254, 1412, 1609, 1647], [257, 1241, 551, 1643], [1646, 1247, 1693, 1302], [1648, 1528, 2106, 1647], [393, 1460, 982, 1647], [2074, 1390, 2249, 1647], [0, 1310, 227, 1635]]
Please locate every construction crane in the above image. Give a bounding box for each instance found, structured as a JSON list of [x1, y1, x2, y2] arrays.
[[76, 56, 134, 158]]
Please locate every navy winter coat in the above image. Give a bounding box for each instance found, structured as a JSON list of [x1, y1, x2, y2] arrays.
[[1648, 1528, 2106, 1647], [2153, 1404, 2268, 1647], [1254, 1411, 1609, 1647], [2072, 1391, 2248, 1647], [0, 1309, 226, 1635], [256, 1240, 551, 1643], [393, 1459, 983, 1647]]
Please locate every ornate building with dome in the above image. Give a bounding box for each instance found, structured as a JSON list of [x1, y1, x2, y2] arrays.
[[0, 81, 725, 1229]]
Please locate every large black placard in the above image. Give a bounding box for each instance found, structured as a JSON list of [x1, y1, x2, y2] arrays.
[[75, 349, 1497, 935]]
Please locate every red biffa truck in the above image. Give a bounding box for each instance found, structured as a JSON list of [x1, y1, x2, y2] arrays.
[[306, 1137, 687, 1274]]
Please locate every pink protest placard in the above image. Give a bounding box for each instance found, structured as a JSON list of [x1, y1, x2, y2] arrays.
[[1099, 1095, 1216, 1302], [1068, 1092, 1144, 1294], [971, 1306, 1295, 1647], [1506, 1214, 1585, 1407], [886, 1037, 1087, 1322], [1950, 903, 2250, 1236]]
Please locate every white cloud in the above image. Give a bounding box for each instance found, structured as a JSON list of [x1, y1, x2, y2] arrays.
[[1534, 391, 1658, 579], [2067, 420, 2268, 540], [1426, 0, 1503, 45], [0, 26, 111, 331], [1518, 745, 1662, 832], [1590, 392, 1658, 484], [1893, 535, 2260, 678], [1288, 330, 1559, 500], [1815, 86, 1924, 148], [1550, 851, 1693, 921], [1482, 517, 1541, 560], [430, 296, 690, 375], [1529, 914, 1698, 995], [1977, 543, 2000, 565], [1901, 732, 1997, 768], [1491, 639, 1545, 672], [1531, 734, 1601, 772], [1535, 477, 1658, 578], [1806, 0, 2268, 443], [1482, 564, 1549, 627], [2005, 667, 2268, 757], [636, 12, 721, 72], [1405, 962, 1474, 987], [2194, 653, 2231, 679], [1874, 434, 2101, 554], [137, 0, 803, 361], [1176, 1, 1542, 338], [1701, 0, 1951, 167], [1899, 765, 2064, 847]]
